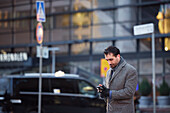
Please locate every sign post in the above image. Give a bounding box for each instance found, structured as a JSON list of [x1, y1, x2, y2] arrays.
[[36, 1, 45, 113], [48, 47, 60, 73], [133, 23, 156, 113], [36, 22, 43, 113]]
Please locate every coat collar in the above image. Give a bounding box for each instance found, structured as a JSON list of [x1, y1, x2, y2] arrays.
[[108, 57, 127, 83]]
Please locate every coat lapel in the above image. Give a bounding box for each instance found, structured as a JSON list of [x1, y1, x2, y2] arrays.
[[109, 61, 126, 84]]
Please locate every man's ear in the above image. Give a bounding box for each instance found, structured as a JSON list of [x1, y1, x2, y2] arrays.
[[117, 54, 120, 58]]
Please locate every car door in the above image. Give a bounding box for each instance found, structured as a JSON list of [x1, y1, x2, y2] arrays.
[[12, 77, 50, 113], [43, 77, 80, 113], [76, 79, 106, 113]]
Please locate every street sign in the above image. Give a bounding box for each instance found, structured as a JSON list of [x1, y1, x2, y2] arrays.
[[36, 2, 46, 113], [36, 22, 43, 44], [36, 46, 49, 59], [36, 1, 46, 22], [133, 23, 154, 35], [100, 58, 110, 77], [133, 23, 156, 113]]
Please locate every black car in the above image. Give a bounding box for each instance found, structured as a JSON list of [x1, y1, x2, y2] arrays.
[[0, 73, 105, 113]]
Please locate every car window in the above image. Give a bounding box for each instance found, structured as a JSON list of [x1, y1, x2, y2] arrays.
[[78, 80, 96, 96], [50, 78, 78, 94], [0, 77, 9, 95], [13, 78, 50, 93]]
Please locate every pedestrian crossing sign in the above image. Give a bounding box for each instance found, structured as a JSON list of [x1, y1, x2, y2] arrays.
[[36, 1, 46, 22]]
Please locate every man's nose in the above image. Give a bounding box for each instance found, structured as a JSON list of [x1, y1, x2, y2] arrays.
[[108, 61, 111, 65]]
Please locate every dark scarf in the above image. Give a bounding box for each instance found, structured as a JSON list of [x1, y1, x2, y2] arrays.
[[111, 56, 124, 71]]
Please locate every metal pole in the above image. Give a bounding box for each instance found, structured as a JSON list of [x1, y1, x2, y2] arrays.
[[52, 50, 55, 73], [152, 33, 156, 113], [38, 43, 43, 113], [48, 47, 59, 73]]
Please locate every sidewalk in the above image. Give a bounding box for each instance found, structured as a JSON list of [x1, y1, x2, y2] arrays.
[[139, 105, 170, 113]]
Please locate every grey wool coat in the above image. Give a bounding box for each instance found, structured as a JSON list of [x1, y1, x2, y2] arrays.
[[104, 58, 138, 113]]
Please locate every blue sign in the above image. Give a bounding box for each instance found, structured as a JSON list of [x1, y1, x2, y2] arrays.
[[36, 1, 46, 22]]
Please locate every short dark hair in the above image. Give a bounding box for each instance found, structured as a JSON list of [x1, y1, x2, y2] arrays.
[[104, 46, 120, 56]]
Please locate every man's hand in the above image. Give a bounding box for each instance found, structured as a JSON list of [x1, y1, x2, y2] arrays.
[[97, 84, 110, 98], [97, 84, 104, 93]]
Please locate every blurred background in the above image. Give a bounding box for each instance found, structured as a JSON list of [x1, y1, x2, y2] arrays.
[[0, 0, 170, 112]]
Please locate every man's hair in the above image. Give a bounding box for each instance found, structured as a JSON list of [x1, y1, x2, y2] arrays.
[[104, 46, 120, 56]]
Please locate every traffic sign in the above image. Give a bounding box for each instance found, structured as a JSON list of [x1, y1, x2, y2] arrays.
[[36, 22, 43, 44], [100, 58, 110, 77], [133, 23, 154, 35], [36, 1, 46, 22], [36, 46, 49, 59]]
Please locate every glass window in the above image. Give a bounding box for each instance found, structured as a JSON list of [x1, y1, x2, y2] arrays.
[[50, 78, 78, 94], [15, 32, 30, 44], [15, 5, 30, 18], [52, 1, 70, 13], [93, 42, 112, 54], [139, 58, 163, 75], [72, 26, 91, 40], [13, 78, 50, 93], [141, 5, 159, 27], [0, 34, 12, 46], [14, 19, 30, 32], [15, 0, 30, 5], [0, 8, 12, 33], [165, 58, 170, 73], [0, 78, 9, 95], [0, 0, 11, 7], [71, 43, 89, 55], [126, 59, 138, 71], [139, 38, 162, 52], [95, 0, 114, 8], [72, 12, 92, 27], [92, 24, 114, 38], [78, 80, 96, 96], [55, 45, 68, 56], [93, 11, 114, 25], [116, 40, 137, 53], [52, 28, 70, 41], [164, 38, 170, 51], [43, 17, 50, 30]]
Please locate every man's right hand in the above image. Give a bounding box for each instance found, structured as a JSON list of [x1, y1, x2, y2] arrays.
[[97, 84, 103, 93], [97, 84, 110, 98]]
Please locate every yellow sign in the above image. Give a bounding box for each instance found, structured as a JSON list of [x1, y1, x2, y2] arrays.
[[100, 58, 110, 77]]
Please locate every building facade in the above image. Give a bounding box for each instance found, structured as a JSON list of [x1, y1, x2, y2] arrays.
[[0, 0, 170, 85]]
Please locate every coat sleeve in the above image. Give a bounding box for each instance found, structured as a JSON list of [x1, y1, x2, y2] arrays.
[[102, 70, 110, 102], [111, 69, 138, 100]]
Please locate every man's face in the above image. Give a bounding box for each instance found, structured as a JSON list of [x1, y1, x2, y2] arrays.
[[104, 53, 120, 68]]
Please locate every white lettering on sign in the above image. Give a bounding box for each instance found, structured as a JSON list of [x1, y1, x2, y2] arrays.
[[133, 23, 154, 35], [0, 53, 28, 62]]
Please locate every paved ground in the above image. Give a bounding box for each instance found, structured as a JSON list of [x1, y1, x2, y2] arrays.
[[139, 105, 170, 113]]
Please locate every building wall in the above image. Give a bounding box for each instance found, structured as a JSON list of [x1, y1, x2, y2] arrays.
[[0, 0, 170, 83]]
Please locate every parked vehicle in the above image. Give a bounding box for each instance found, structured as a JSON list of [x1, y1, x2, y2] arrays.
[[0, 73, 105, 113]]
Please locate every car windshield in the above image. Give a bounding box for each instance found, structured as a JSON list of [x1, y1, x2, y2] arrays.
[[0, 77, 9, 95]]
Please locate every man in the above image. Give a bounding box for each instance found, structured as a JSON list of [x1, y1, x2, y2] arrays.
[[97, 46, 138, 113]]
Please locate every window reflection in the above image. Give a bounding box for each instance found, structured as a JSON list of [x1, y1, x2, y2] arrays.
[[78, 80, 95, 96]]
